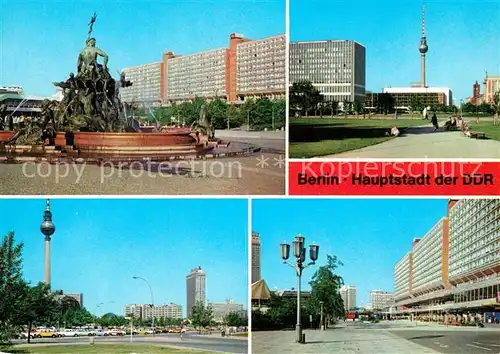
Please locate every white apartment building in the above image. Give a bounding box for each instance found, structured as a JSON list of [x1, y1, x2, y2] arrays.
[[339, 285, 357, 311], [370, 290, 395, 310], [166, 49, 227, 101], [143, 303, 183, 320], [120, 62, 162, 105], [236, 35, 286, 100]]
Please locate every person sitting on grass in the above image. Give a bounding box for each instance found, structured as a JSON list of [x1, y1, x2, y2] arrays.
[[385, 127, 400, 137], [462, 121, 471, 137]]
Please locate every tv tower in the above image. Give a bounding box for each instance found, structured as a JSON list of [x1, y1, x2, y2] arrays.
[[419, 3, 429, 87], [40, 199, 56, 285]]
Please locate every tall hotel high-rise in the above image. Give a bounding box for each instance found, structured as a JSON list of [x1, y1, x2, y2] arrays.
[[251, 232, 262, 284], [339, 285, 357, 311], [186, 266, 206, 318], [120, 33, 285, 105], [289, 40, 366, 103]]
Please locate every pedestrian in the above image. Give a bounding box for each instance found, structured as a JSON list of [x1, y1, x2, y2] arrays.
[[431, 113, 438, 131], [180, 327, 186, 340]]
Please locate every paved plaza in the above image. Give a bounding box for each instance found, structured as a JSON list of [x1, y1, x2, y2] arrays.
[[0, 153, 284, 195], [327, 127, 500, 158], [252, 322, 500, 354]]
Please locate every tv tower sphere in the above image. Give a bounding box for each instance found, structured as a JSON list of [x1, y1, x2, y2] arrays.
[[40, 199, 55, 237]]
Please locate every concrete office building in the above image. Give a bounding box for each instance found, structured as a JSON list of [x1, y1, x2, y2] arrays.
[[236, 35, 286, 101], [208, 299, 245, 323], [289, 40, 366, 104], [370, 290, 395, 311], [120, 62, 162, 106], [339, 285, 357, 311], [186, 266, 206, 318], [120, 33, 285, 105], [251, 232, 262, 284], [142, 303, 183, 320], [393, 199, 500, 320]]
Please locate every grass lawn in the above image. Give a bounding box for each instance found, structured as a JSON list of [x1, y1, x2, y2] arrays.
[[289, 118, 426, 158], [3, 344, 213, 354]]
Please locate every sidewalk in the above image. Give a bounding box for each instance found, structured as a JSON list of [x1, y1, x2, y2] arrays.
[[252, 328, 438, 353]]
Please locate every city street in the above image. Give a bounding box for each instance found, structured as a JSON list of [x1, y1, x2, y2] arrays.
[[252, 321, 500, 353], [12, 333, 248, 353]]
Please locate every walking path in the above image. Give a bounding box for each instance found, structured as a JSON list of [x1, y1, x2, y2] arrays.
[[325, 126, 500, 158], [252, 327, 438, 353]]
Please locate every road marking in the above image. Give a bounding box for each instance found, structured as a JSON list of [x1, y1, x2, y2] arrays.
[[490, 344, 500, 347], [466, 343, 492, 351]]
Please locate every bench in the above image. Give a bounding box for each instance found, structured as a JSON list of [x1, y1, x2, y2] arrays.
[[470, 131, 486, 139]]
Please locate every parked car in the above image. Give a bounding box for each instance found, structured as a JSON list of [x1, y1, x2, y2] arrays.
[[136, 329, 150, 335], [110, 329, 125, 336], [36, 330, 57, 338], [94, 329, 106, 336]]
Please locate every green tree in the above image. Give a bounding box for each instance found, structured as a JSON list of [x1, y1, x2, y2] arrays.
[[189, 301, 213, 332], [353, 99, 364, 118], [18, 282, 59, 343], [208, 98, 228, 130], [289, 81, 323, 117], [0, 232, 26, 343], [227, 104, 243, 128], [223, 312, 244, 327], [309, 255, 345, 328]]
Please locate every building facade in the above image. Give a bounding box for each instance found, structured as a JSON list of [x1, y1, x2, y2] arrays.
[[339, 285, 357, 311], [370, 290, 395, 311], [208, 299, 245, 323], [55, 293, 84, 308], [120, 62, 162, 105], [143, 303, 183, 320], [484, 75, 500, 104], [393, 199, 500, 321], [289, 40, 366, 104], [236, 35, 286, 101], [165, 48, 227, 102], [120, 33, 285, 106], [251, 232, 261, 284], [186, 266, 206, 318]]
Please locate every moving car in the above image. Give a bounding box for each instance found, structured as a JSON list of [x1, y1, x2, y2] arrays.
[[36, 330, 57, 338]]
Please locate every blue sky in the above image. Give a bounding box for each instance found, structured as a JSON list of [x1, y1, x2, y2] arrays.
[[252, 198, 449, 307], [0, 0, 285, 97], [0, 198, 248, 317], [291, 0, 500, 102]]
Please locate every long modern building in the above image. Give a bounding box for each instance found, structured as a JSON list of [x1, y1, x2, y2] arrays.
[[289, 40, 366, 104], [251, 232, 261, 284], [124, 303, 182, 320], [186, 266, 206, 318], [120, 33, 285, 105], [393, 199, 500, 322], [383, 87, 453, 107], [340, 285, 357, 311], [208, 299, 245, 323]]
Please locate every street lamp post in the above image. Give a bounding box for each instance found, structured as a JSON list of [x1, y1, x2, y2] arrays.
[[320, 301, 324, 330], [280, 234, 319, 344], [133, 276, 155, 337]]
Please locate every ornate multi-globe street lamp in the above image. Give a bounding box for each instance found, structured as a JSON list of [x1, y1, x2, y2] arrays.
[[280, 234, 319, 343], [40, 199, 56, 285]]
